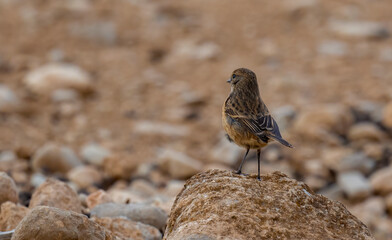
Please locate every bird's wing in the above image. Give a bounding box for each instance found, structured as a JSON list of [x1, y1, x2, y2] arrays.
[[225, 108, 293, 148]]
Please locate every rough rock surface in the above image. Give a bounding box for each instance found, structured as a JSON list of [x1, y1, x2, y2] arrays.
[[0, 172, 18, 206], [29, 178, 82, 213], [163, 169, 374, 240], [11, 206, 113, 240], [92, 217, 162, 240], [0, 201, 29, 231]]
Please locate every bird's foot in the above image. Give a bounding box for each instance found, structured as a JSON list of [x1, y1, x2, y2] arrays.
[[257, 177, 261, 181]]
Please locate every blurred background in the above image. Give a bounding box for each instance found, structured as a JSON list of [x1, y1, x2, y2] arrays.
[[0, 0, 392, 239]]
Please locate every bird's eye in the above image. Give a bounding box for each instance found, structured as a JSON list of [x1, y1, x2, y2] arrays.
[[232, 74, 236, 79]]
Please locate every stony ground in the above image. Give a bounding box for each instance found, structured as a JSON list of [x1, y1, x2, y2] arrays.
[[0, 0, 392, 239]]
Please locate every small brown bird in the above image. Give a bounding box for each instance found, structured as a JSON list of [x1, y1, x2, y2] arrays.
[[222, 68, 293, 180]]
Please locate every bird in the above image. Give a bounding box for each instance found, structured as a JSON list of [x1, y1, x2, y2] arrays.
[[222, 68, 293, 180]]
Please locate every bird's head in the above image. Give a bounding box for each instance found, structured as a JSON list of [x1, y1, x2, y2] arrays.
[[227, 68, 258, 93]]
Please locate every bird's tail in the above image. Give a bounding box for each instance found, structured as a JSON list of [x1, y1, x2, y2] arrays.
[[268, 135, 293, 148]]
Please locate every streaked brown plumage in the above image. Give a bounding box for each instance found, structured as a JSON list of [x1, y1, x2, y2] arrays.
[[222, 68, 293, 180]]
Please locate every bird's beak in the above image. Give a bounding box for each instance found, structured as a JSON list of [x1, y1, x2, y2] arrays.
[[227, 78, 232, 83]]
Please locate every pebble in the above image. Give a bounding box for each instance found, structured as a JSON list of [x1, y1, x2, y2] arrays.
[[24, 63, 93, 95], [172, 40, 220, 61], [337, 171, 372, 200], [209, 134, 242, 166], [0, 201, 29, 231], [337, 152, 375, 174], [69, 21, 117, 45], [91, 202, 168, 230], [0, 172, 18, 205], [317, 40, 348, 57], [348, 122, 385, 143], [103, 153, 139, 179], [350, 197, 386, 225], [51, 89, 80, 102], [328, 20, 389, 39], [352, 100, 384, 123], [128, 179, 158, 199], [133, 121, 190, 137], [11, 206, 113, 240], [31, 143, 82, 174], [383, 102, 392, 128], [158, 148, 203, 179], [0, 84, 20, 112], [164, 180, 185, 198], [379, 48, 392, 62], [80, 142, 110, 166], [272, 105, 296, 132], [370, 167, 392, 195], [293, 104, 353, 141], [86, 190, 113, 209], [30, 172, 47, 188], [92, 217, 162, 240], [29, 178, 82, 213], [67, 165, 103, 189]]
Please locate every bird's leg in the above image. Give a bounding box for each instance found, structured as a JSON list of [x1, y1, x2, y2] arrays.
[[236, 148, 250, 175], [257, 149, 261, 181]]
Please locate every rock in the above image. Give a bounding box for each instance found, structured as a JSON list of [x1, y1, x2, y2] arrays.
[[80, 143, 110, 166], [0, 202, 29, 231], [328, 20, 389, 39], [91, 203, 168, 230], [370, 167, 392, 195], [293, 104, 353, 142], [31, 143, 82, 174], [67, 165, 103, 189], [86, 190, 113, 209], [92, 217, 162, 240], [383, 102, 392, 128], [0, 172, 18, 206], [337, 171, 372, 200], [11, 206, 113, 240], [158, 149, 203, 179], [29, 178, 82, 213], [0, 84, 20, 112], [348, 122, 385, 143], [163, 169, 373, 240], [24, 63, 93, 95], [69, 21, 117, 45], [337, 152, 375, 174], [103, 153, 139, 179], [209, 135, 242, 166], [317, 40, 347, 57], [133, 121, 189, 137]]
